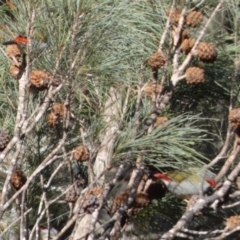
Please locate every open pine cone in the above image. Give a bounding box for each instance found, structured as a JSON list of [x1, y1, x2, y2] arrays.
[[196, 42, 217, 63], [178, 29, 190, 45], [166, 9, 181, 23], [144, 82, 162, 98], [180, 38, 196, 54], [52, 103, 65, 117], [134, 192, 150, 208], [9, 63, 25, 80], [5, 0, 16, 10], [111, 191, 150, 216], [155, 116, 168, 127], [5, 44, 22, 63], [10, 170, 27, 190], [185, 67, 205, 84], [111, 191, 129, 215], [86, 187, 103, 200], [30, 70, 52, 90], [186, 11, 204, 27], [46, 112, 60, 127], [225, 215, 240, 231], [229, 108, 240, 128], [147, 50, 167, 70], [0, 130, 9, 151], [65, 185, 78, 203], [74, 145, 90, 161]]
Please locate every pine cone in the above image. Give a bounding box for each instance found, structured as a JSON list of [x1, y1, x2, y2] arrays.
[[185, 67, 205, 84], [178, 29, 190, 45], [9, 64, 25, 80], [87, 187, 103, 200], [180, 38, 196, 54], [155, 117, 168, 127], [144, 82, 162, 98], [181, 29, 190, 40], [196, 42, 217, 63], [5, 0, 16, 10], [134, 192, 150, 208], [186, 11, 204, 27], [65, 185, 78, 203], [166, 9, 181, 23], [127, 192, 151, 216], [10, 170, 27, 190], [52, 103, 65, 117], [229, 108, 240, 128], [46, 112, 60, 126], [0, 130, 9, 151], [111, 192, 129, 214], [5, 44, 22, 61], [74, 145, 90, 161], [30, 70, 52, 90], [225, 215, 240, 231], [147, 50, 167, 70]]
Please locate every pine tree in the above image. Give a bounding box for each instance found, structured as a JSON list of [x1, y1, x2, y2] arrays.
[[0, 0, 240, 239]]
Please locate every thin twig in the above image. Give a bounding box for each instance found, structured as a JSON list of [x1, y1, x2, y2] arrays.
[[158, 0, 176, 51]]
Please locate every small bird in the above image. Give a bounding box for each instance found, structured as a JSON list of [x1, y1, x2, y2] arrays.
[[153, 168, 216, 198], [3, 35, 48, 50]]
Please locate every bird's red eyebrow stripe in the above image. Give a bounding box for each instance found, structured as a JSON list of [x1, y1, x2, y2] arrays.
[[14, 36, 28, 44], [154, 173, 171, 181], [205, 178, 216, 187]]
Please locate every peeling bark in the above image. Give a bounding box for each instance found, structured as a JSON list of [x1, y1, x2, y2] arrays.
[[93, 87, 121, 185]]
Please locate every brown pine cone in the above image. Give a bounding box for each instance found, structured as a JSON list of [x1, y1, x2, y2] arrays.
[[0, 130, 9, 151], [166, 9, 181, 23], [111, 192, 129, 215], [74, 145, 90, 161], [5, 44, 22, 62], [144, 82, 162, 98], [155, 117, 168, 127], [10, 170, 27, 190], [134, 192, 150, 208], [196, 42, 217, 63], [65, 186, 78, 203], [225, 216, 240, 231], [30, 70, 52, 90], [229, 108, 240, 128], [180, 38, 196, 54], [52, 103, 65, 117], [185, 67, 205, 84], [9, 63, 25, 80], [46, 112, 60, 126], [186, 11, 204, 27], [87, 187, 103, 200], [147, 50, 167, 70], [5, 0, 16, 10]]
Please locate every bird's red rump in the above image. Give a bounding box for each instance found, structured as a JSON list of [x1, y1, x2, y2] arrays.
[[14, 36, 28, 44], [204, 177, 216, 187]]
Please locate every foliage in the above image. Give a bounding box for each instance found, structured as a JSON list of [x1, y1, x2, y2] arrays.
[[0, 0, 239, 239]]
